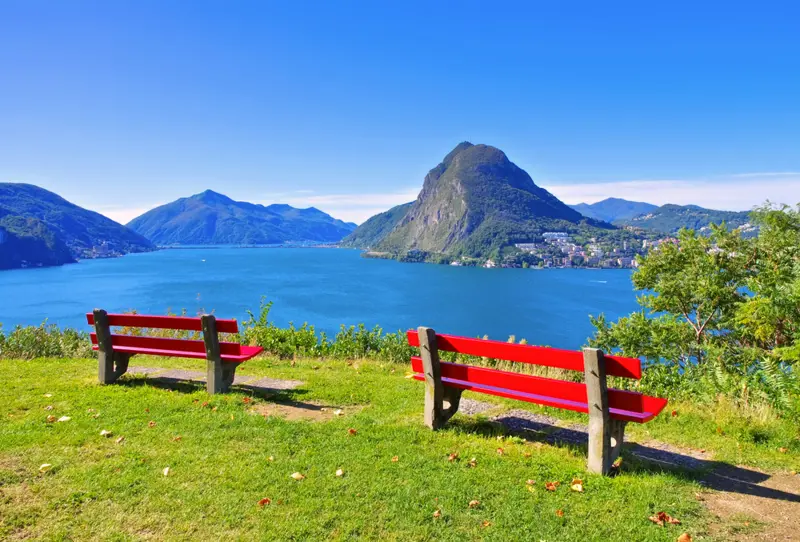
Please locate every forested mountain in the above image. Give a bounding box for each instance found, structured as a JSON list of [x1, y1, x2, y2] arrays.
[[570, 198, 658, 223], [616, 204, 753, 233], [340, 202, 413, 249], [127, 190, 356, 245], [0, 183, 153, 270], [347, 142, 610, 258]]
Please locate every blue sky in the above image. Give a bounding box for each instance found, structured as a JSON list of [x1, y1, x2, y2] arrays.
[[1, 1, 799, 223]]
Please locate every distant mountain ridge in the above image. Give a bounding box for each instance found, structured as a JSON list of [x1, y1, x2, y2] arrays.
[[615, 203, 753, 233], [0, 183, 153, 269], [570, 198, 658, 223], [127, 190, 356, 245], [346, 142, 611, 258]]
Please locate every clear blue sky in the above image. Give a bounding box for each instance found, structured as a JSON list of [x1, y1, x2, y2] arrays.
[[1, 1, 799, 223]]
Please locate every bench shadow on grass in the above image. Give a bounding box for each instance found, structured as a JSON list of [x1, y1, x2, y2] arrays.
[[450, 415, 800, 504], [117, 373, 309, 403]]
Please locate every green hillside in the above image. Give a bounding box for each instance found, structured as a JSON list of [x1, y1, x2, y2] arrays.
[[616, 204, 753, 234], [0, 183, 153, 269], [127, 190, 356, 245], [0, 212, 75, 269], [340, 202, 413, 249]]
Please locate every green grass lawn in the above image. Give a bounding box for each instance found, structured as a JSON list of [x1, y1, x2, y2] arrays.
[[1, 356, 797, 541]]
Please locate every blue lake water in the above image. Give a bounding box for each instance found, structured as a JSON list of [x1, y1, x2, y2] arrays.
[[0, 248, 639, 349]]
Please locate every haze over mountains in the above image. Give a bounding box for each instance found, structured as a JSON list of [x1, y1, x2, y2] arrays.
[[127, 190, 356, 246], [1, 145, 763, 270], [569, 198, 658, 223]]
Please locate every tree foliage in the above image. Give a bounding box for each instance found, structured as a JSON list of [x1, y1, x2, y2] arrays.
[[590, 203, 800, 417]]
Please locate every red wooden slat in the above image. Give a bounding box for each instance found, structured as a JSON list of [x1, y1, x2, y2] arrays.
[[410, 357, 666, 423], [410, 374, 653, 423], [86, 313, 239, 334], [407, 330, 641, 379], [89, 335, 263, 362], [91, 333, 243, 355]]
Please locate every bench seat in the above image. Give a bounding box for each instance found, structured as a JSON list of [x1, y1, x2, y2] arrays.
[[90, 333, 263, 363]]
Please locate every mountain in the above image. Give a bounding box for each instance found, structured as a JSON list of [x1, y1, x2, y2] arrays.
[[570, 198, 658, 223], [0, 211, 75, 269], [127, 190, 357, 245], [0, 183, 154, 269], [340, 202, 413, 249], [351, 142, 609, 258], [615, 204, 753, 233]]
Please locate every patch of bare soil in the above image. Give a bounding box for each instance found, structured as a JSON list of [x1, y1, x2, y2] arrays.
[[702, 469, 799, 541], [250, 402, 360, 422]]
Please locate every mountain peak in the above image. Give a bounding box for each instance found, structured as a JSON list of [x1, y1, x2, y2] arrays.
[[192, 190, 234, 204]]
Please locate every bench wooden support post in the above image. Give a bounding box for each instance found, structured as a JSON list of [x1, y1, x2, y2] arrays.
[[93, 309, 130, 384], [419, 326, 462, 429], [201, 314, 235, 394], [583, 347, 626, 475]]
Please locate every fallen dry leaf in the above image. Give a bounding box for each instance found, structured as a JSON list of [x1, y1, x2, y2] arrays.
[[162, 467, 170, 477], [545, 481, 560, 491], [556, 509, 564, 517], [267, 456, 274, 462], [433, 509, 442, 519], [172, 436, 182, 442], [46, 415, 56, 423], [115, 436, 125, 444], [335, 468, 344, 477], [291, 472, 305, 481], [468, 500, 480, 509], [148, 421, 156, 428], [523, 452, 532, 458], [671, 410, 678, 417], [44, 405, 53, 411], [526, 479, 536, 486], [39, 464, 53, 473], [258, 497, 271, 507], [649, 511, 681, 527], [570, 478, 584, 492], [676, 534, 692, 542], [333, 409, 343, 416], [347, 428, 357, 436], [43, 393, 53, 398], [92, 414, 100, 419], [391, 456, 399, 463], [447, 452, 459, 462], [468, 457, 477, 468], [100, 429, 113, 438], [242, 397, 252, 404], [201, 401, 209, 408], [211, 406, 218, 412], [481, 520, 492, 528], [778, 447, 788, 453], [496, 447, 505, 456], [404, 373, 415, 379], [57, 416, 71, 422], [526, 485, 536, 493]]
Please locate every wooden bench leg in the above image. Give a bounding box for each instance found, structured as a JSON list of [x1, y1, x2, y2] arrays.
[[419, 326, 461, 430], [583, 347, 626, 475], [94, 308, 130, 384]]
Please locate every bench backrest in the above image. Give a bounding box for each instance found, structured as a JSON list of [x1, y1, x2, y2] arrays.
[[86, 312, 246, 358], [407, 330, 642, 379], [86, 313, 240, 334]]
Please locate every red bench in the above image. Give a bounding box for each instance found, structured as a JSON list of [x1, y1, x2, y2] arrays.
[[86, 309, 263, 394], [407, 327, 667, 475]]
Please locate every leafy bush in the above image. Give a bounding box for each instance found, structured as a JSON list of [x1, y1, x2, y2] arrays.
[[241, 298, 415, 362], [589, 203, 800, 419], [0, 322, 94, 360]]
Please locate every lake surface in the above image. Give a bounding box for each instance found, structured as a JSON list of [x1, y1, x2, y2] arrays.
[[0, 248, 639, 349]]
